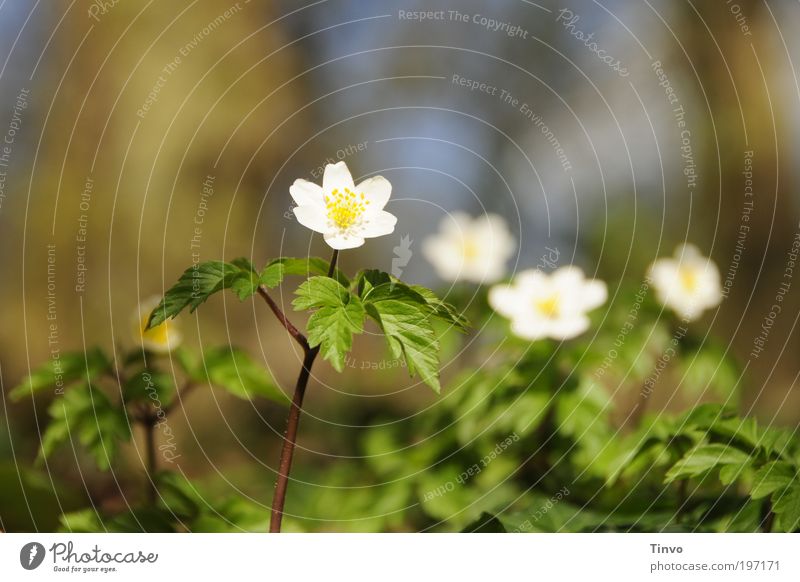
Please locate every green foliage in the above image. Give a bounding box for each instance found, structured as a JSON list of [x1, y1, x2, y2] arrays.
[[665, 444, 751, 482], [59, 472, 268, 533], [193, 346, 284, 404], [293, 276, 366, 372], [9, 347, 111, 401], [148, 256, 348, 328], [293, 276, 351, 310], [123, 369, 175, 405], [39, 383, 131, 470], [284, 269, 463, 390], [22, 250, 797, 534], [147, 260, 259, 328], [356, 270, 465, 392], [261, 257, 348, 288]]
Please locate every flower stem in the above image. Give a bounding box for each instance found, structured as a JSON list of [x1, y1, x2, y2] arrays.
[[269, 249, 338, 533], [143, 415, 157, 503]]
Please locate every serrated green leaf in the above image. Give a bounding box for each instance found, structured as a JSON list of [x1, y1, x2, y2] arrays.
[[147, 261, 257, 328], [260, 257, 348, 289], [366, 299, 440, 392], [293, 276, 351, 311], [409, 285, 468, 330], [10, 347, 111, 401], [230, 257, 257, 272], [771, 482, 800, 532], [356, 270, 467, 331], [665, 444, 751, 483], [719, 460, 751, 486], [40, 384, 132, 470], [751, 462, 795, 499], [199, 346, 283, 404], [306, 300, 365, 372]]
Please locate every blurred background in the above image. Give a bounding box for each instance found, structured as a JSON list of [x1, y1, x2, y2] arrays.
[[1, 0, 799, 531]]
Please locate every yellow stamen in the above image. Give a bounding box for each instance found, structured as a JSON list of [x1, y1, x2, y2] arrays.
[[535, 294, 561, 318], [325, 187, 367, 230], [679, 267, 698, 292], [463, 239, 479, 260], [140, 314, 172, 347]]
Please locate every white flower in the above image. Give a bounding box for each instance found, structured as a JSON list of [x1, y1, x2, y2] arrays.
[[133, 296, 182, 354], [647, 244, 722, 321], [422, 212, 516, 283], [290, 161, 397, 250], [489, 266, 607, 341]]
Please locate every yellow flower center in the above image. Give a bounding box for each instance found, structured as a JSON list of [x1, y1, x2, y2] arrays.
[[463, 239, 479, 260], [325, 188, 368, 231], [140, 313, 172, 347], [679, 267, 698, 292], [535, 294, 561, 318]]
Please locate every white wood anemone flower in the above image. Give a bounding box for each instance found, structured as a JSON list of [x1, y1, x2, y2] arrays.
[[489, 266, 607, 341], [290, 161, 397, 250], [647, 243, 722, 321], [133, 296, 182, 354], [422, 212, 516, 283]]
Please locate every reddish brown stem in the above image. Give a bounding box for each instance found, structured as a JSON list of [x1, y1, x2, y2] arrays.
[[268, 250, 338, 533]]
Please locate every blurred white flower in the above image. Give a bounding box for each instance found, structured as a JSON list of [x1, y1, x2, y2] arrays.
[[290, 161, 397, 250], [489, 266, 607, 341], [422, 212, 516, 283], [648, 244, 722, 321], [133, 296, 182, 354]]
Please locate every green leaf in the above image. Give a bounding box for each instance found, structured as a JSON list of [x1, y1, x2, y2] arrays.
[[771, 482, 800, 532], [306, 300, 366, 372], [40, 384, 132, 470], [461, 512, 507, 533], [409, 285, 468, 330], [719, 460, 751, 486], [123, 369, 176, 406], [147, 260, 258, 328], [365, 299, 440, 392], [665, 444, 752, 483], [292, 276, 365, 372], [59, 509, 104, 533], [357, 272, 469, 393], [293, 276, 351, 311], [260, 257, 349, 289], [9, 347, 111, 401], [751, 462, 796, 499], [199, 346, 284, 404]]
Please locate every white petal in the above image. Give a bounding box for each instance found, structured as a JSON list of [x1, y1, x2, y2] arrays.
[[552, 265, 586, 287], [440, 211, 472, 236], [324, 232, 364, 250], [515, 269, 550, 292], [547, 315, 590, 340], [488, 284, 523, 318], [509, 315, 550, 341], [323, 161, 354, 192], [580, 279, 608, 311], [423, 236, 462, 281], [478, 214, 515, 251], [293, 205, 328, 234], [357, 176, 392, 210], [674, 243, 702, 261], [289, 179, 324, 207], [362, 210, 397, 238]]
